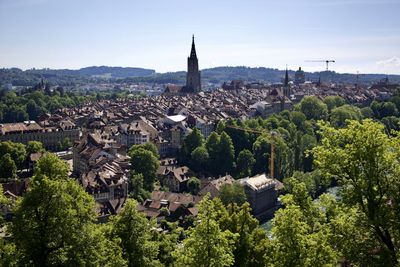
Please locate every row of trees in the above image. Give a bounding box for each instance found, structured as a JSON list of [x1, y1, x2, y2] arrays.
[[2, 119, 399, 266], [0, 141, 45, 181], [0, 88, 89, 123], [0, 85, 133, 123], [179, 94, 400, 197]]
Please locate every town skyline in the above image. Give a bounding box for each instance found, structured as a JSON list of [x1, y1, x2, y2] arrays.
[[1, 0, 399, 74]]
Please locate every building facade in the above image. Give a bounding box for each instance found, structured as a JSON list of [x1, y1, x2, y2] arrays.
[[295, 67, 306, 84], [0, 120, 79, 151], [239, 174, 278, 216]]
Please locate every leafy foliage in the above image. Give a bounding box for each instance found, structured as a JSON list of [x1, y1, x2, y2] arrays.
[[0, 153, 17, 181], [298, 96, 328, 120], [129, 146, 159, 191], [33, 152, 69, 181], [0, 141, 27, 168], [313, 119, 400, 265], [187, 177, 201, 195], [174, 195, 238, 267], [110, 199, 160, 267], [12, 172, 124, 266], [219, 183, 247, 206], [235, 149, 255, 178]]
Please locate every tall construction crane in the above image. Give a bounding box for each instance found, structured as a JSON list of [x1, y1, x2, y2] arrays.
[[305, 59, 335, 71], [225, 125, 278, 179]]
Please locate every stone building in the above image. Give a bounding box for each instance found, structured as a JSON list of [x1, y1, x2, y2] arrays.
[[238, 174, 278, 217], [158, 166, 193, 193], [295, 67, 306, 84], [116, 121, 150, 150], [199, 175, 235, 198], [72, 132, 127, 176], [80, 160, 129, 216], [0, 120, 79, 151]]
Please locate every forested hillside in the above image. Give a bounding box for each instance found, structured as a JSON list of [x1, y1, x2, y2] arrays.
[[2, 66, 399, 87]]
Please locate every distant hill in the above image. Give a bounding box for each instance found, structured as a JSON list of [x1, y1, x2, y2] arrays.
[[200, 66, 400, 85], [0, 66, 156, 86], [122, 66, 400, 86], [77, 66, 155, 78], [26, 66, 156, 78], [1, 66, 399, 87]]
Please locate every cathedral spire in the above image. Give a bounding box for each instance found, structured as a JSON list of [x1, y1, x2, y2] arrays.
[[186, 35, 201, 92], [284, 65, 289, 87], [190, 34, 197, 58]]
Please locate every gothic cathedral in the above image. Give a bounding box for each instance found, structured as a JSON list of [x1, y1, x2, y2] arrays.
[[184, 35, 201, 92]]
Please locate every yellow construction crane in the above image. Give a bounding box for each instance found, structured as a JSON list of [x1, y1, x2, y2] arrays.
[[305, 59, 335, 71], [225, 125, 278, 179], [269, 131, 278, 179]]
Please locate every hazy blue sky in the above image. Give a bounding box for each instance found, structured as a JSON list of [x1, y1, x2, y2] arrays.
[[1, 0, 399, 74]]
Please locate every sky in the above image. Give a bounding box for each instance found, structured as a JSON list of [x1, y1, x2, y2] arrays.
[[0, 0, 399, 74]]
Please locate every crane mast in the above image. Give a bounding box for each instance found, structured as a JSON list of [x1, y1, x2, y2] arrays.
[[270, 131, 277, 179], [305, 59, 336, 71]]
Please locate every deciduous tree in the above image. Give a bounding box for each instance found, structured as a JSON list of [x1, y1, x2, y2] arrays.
[[111, 199, 159, 267], [187, 176, 201, 195], [129, 148, 159, 191], [34, 153, 69, 181], [174, 195, 237, 267], [219, 182, 247, 206], [0, 153, 17, 181], [236, 149, 255, 178], [299, 96, 328, 120], [313, 119, 400, 265], [13, 176, 124, 266]]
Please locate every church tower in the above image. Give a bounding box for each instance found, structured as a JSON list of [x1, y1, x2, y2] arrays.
[[283, 66, 291, 98], [284, 67, 289, 87], [186, 35, 201, 92]]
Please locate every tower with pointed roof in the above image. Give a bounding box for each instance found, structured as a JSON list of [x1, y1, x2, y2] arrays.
[[185, 35, 201, 92], [284, 67, 289, 87], [283, 66, 291, 98]]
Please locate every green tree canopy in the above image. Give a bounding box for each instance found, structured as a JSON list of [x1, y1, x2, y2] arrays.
[[0, 141, 27, 169], [267, 181, 338, 266], [205, 132, 221, 175], [218, 132, 235, 175], [191, 146, 209, 173], [360, 106, 374, 118], [236, 149, 255, 178], [219, 182, 247, 206], [12, 176, 125, 266], [110, 199, 159, 267], [313, 119, 400, 265], [129, 142, 159, 159], [187, 176, 201, 195], [129, 172, 148, 202], [181, 127, 205, 164], [34, 153, 69, 181], [323, 95, 345, 112], [0, 184, 10, 226], [129, 148, 159, 191], [371, 100, 399, 119], [290, 111, 307, 130], [216, 200, 267, 267], [0, 153, 17, 181], [329, 104, 362, 128], [299, 96, 328, 120], [174, 195, 237, 267], [26, 141, 45, 155]]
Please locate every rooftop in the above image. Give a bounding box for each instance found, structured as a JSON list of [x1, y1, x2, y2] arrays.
[[240, 174, 276, 191], [166, 114, 186, 123]]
